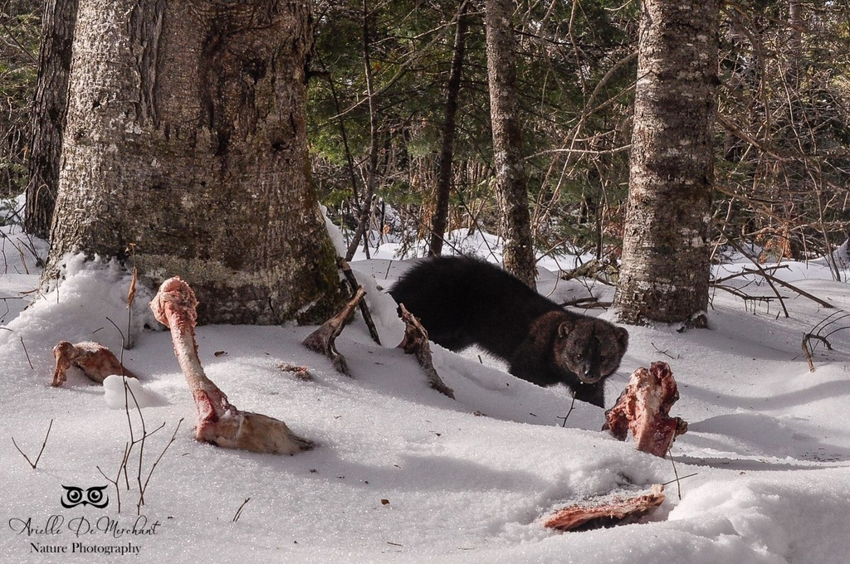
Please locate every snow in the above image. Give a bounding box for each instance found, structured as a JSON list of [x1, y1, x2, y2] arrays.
[[102, 375, 167, 410], [1, 222, 850, 563]]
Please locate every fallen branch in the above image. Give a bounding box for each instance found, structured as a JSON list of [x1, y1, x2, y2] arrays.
[[397, 304, 455, 399], [338, 258, 381, 345], [713, 235, 789, 317], [711, 284, 778, 310], [302, 286, 366, 376], [559, 259, 618, 285], [802, 333, 831, 372], [712, 264, 790, 284], [559, 297, 613, 309], [801, 311, 850, 372], [739, 268, 833, 310]]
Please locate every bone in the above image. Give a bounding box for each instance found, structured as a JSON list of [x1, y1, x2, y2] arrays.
[[150, 277, 313, 455], [51, 341, 137, 387]]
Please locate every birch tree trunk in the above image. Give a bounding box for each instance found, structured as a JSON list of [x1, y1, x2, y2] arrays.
[[45, 0, 342, 325], [613, 0, 719, 324], [484, 0, 536, 287]]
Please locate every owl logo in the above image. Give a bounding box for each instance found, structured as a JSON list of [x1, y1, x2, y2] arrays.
[[60, 485, 109, 509]]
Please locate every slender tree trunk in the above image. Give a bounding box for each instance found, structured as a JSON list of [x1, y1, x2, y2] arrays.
[[484, 0, 536, 287], [613, 0, 719, 324], [46, 0, 342, 325], [345, 0, 379, 262], [430, 1, 469, 257], [24, 0, 78, 239], [787, 0, 803, 90]]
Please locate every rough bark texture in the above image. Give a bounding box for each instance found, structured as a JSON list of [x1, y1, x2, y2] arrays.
[[45, 0, 342, 325], [614, 0, 719, 324], [429, 2, 468, 257], [484, 0, 536, 288], [24, 0, 78, 239]]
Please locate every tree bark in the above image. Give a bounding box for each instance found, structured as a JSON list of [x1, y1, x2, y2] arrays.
[[484, 0, 536, 287], [429, 1, 469, 257], [45, 0, 342, 325], [613, 0, 719, 324], [24, 0, 78, 239]]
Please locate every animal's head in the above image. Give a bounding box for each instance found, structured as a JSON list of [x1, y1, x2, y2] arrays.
[[553, 319, 629, 384]]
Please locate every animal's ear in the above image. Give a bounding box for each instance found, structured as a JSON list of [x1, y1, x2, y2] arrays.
[[557, 320, 574, 339], [615, 326, 629, 352]]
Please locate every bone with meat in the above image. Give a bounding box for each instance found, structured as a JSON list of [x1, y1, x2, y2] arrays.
[[150, 276, 313, 455], [603, 361, 688, 457], [544, 484, 666, 532], [51, 341, 137, 387]]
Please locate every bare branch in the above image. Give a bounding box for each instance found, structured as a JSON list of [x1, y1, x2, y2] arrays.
[[11, 419, 53, 469]]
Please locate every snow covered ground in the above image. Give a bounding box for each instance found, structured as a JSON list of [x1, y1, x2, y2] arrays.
[[1, 222, 849, 563]]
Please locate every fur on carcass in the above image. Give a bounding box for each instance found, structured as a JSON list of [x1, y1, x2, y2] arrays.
[[52, 341, 137, 387], [150, 276, 313, 455]]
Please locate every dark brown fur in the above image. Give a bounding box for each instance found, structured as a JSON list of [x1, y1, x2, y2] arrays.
[[389, 256, 629, 407]]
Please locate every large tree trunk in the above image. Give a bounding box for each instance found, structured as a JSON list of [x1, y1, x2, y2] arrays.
[[24, 0, 78, 239], [45, 0, 342, 325], [429, 1, 469, 257], [484, 0, 536, 287], [613, 0, 719, 324]]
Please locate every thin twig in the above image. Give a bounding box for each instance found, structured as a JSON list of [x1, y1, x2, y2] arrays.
[[661, 472, 698, 488], [232, 498, 251, 522], [19, 336, 33, 369], [557, 391, 578, 428], [105, 317, 130, 375], [126, 269, 137, 350], [739, 268, 834, 309], [138, 418, 183, 515], [97, 442, 130, 514], [716, 235, 789, 317], [667, 448, 683, 500], [11, 419, 53, 469], [651, 343, 678, 360]]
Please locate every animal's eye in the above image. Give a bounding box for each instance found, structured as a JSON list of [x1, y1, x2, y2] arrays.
[[576, 353, 583, 360]]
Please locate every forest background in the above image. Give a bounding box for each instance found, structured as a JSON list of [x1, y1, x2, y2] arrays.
[[2, 0, 850, 276]]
